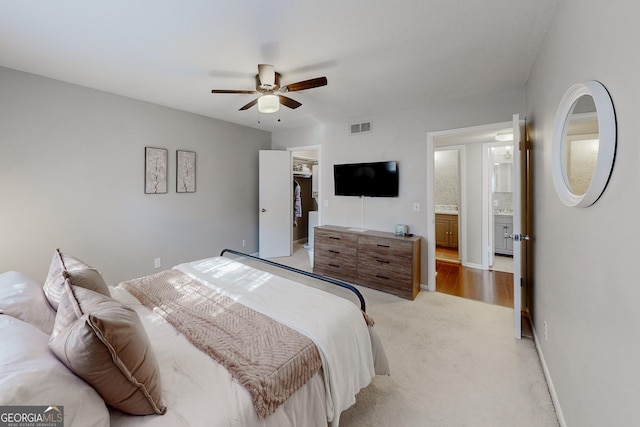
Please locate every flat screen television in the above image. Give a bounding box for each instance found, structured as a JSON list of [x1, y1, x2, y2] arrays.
[[334, 161, 399, 197]]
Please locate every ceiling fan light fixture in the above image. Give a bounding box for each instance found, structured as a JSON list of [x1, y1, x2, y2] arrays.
[[258, 94, 279, 114]]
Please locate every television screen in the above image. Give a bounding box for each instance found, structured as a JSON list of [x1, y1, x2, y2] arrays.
[[334, 161, 399, 197]]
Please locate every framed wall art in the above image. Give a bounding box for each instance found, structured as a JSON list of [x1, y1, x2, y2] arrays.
[[176, 150, 196, 193], [144, 147, 168, 194]]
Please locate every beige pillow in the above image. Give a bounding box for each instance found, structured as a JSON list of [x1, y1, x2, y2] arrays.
[[49, 283, 166, 415], [43, 249, 110, 310]]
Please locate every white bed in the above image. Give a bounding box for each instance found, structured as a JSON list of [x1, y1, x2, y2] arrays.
[[0, 251, 388, 427]]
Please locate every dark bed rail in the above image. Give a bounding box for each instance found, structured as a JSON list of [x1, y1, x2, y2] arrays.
[[220, 248, 366, 313]]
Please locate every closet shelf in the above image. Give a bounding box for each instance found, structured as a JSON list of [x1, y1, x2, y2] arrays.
[[293, 156, 318, 164]]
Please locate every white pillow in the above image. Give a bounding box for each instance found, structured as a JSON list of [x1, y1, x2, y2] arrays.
[[0, 315, 110, 427], [0, 271, 56, 334]]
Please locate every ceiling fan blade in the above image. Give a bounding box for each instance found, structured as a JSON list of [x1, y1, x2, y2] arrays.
[[279, 95, 302, 109], [211, 89, 257, 94], [258, 64, 275, 87], [283, 77, 327, 92], [239, 98, 259, 111]]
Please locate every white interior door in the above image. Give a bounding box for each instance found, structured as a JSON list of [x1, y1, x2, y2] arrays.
[[259, 150, 292, 258], [511, 114, 527, 339]]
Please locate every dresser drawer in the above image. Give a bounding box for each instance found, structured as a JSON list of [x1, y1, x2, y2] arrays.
[[357, 268, 413, 299], [315, 228, 358, 249], [358, 235, 414, 258], [313, 253, 358, 283], [358, 266, 412, 288], [315, 243, 358, 260], [358, 251, 413, 274]]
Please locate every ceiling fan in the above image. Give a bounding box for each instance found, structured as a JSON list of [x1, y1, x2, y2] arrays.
[[211, 64, 327, 113]]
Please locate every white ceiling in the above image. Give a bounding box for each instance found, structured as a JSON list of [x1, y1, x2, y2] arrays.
[[0, 0, 559, 132]]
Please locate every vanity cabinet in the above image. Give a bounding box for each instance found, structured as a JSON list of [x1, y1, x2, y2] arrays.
[[313, 225, 421, 300], [494, 215, 513, 255], [435, 214, 458, 248]]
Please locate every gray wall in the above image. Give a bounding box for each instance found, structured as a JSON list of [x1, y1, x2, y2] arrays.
[[272, 86, 525, 285], [526, 0, 640, 425], [0, 67, 271, 285]]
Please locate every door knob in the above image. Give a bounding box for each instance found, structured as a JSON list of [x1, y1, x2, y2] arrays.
[[508, 233, 530, 242]]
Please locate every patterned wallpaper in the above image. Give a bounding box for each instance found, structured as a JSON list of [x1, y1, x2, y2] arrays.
[[566, 139, 598, 195], [493, 192, 513, 213], [434, 149, 460, 207]]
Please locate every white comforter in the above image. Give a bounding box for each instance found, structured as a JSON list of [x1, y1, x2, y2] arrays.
[[111, 256, 375, 427]]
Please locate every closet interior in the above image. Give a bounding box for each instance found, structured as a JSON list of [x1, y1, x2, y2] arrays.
[[292, 152, 319, 247]]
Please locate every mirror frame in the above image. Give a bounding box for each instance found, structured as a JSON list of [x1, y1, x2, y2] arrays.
[[551, 80, 616, 207]]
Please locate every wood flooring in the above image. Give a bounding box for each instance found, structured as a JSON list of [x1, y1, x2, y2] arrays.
[[436, 260, 514, 308]]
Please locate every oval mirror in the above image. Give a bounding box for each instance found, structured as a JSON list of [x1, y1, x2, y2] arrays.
[[552, 81, 616, 207]]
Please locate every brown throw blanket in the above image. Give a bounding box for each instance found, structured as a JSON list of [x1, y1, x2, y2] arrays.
[[120, 270, 322, 418]]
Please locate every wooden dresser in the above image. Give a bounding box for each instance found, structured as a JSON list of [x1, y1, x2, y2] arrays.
[[313, 225, 421, 300]]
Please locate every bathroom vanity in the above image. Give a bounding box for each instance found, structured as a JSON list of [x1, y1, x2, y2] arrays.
[[494, 214, 513, 255]]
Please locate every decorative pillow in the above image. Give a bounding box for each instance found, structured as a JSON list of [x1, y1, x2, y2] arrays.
[[0, 271, 56, 334], [43, 249, 110, 310], [0, 315, 110, 427], [49, 283, 166, 415]]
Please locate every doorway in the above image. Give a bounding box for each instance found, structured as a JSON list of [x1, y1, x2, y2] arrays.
[[289, 146, 321, 268], [484, 142, 515, 274], [427, 116, 527, 338], [258, 146, 321, 260], [427, 121, 514, 293], [434, 147, 463, 264]]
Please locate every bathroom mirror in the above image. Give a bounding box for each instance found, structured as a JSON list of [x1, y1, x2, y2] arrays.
[[493, 163, 513, 193], [552, 81, 616, 207]]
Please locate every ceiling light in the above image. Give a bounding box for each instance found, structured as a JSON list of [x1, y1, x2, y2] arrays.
[[495, 132, 514, 142], [258, 95, 279, 114]]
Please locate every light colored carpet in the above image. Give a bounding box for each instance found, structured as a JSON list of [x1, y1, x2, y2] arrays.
[[242, 245, 559, 427]]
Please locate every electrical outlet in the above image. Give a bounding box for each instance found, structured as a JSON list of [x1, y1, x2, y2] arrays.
[[154, 258, 162, 269], [543, 321, 548, 341], [242, 239, 246, 247]]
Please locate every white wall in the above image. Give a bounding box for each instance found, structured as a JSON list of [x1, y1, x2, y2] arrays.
[[0, 67, 271, 285], [272, 87, 525, 285], [526, 0, 640, 425]]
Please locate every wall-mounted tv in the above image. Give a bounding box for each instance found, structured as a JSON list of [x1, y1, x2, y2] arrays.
[[334, 161, 399, 197]]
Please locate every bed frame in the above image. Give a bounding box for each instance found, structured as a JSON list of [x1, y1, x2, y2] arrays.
[[220, 249, 366, 312]]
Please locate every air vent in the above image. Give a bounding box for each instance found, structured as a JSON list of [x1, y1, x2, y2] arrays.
[[349, 121, 372, 135]]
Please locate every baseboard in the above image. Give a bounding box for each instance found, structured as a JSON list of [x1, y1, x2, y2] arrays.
[[462, 261, 483, 270], [531, 324, 567, 427]]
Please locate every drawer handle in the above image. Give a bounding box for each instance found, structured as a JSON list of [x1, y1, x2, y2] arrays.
[[376, 259, 390, 264], [329, 249, 340, 254], [377, 244, 390, 248], [329, 263, 340, 268], [329, 236, 341, 240], [376, 274, 390, 280]]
